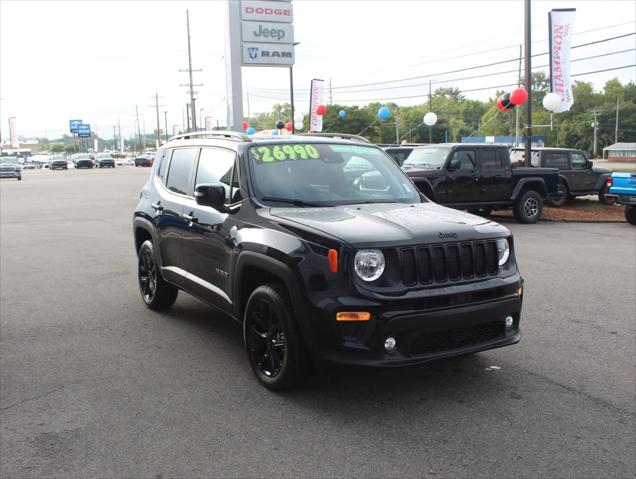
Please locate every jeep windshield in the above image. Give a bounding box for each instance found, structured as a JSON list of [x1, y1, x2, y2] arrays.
[[248, 142, 421, 206], [402, 146, 451, 169]]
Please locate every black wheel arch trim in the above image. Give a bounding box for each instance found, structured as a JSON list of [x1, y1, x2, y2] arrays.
[[133, 216, 164, 267], [511, 178, 547, 200], [593, 172, 611, 191]]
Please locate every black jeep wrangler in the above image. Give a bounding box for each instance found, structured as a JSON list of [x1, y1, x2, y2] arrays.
[[509, 147, 612, 206], [133, 132, 523, 390], [402, 144, 561, 223]]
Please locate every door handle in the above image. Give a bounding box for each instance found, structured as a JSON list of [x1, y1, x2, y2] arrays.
[[182, 212, 198, 223], [474, 178, 480, 182], [151, 201, 163, 212]]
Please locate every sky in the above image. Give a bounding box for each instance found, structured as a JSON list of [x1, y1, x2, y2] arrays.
[[1, 0, 635, 141]]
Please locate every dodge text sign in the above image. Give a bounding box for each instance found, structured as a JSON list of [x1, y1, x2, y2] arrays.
[[242, 42, 294, 66], [241, 1, 293, 23], [242, 21, 294, 44]]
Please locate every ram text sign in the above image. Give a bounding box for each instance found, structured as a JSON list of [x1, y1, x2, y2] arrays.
[[242, 42, 295, 66]]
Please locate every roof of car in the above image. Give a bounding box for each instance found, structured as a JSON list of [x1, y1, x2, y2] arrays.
[[509, 146, 583, 152]]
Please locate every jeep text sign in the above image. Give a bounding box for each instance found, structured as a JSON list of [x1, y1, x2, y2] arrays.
[[241, 0, 293, 23], [242, 42, 295, 66], [242, 21, 294, 44]]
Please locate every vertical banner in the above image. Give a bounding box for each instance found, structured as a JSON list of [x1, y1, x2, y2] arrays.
[[8, 117, 18, 148], [309, 79, 325, 132], [172, 125, 179, 136], [549, 8, 576, 113], [120, 137, 125, 153], [205, 117, 212, 131]]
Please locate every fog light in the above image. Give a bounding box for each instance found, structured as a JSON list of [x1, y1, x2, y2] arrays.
[[384, 337, 397, 353], [505, 316, 514, 328]]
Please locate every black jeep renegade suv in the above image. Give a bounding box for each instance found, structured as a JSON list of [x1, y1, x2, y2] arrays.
[[133, 131, 523, 390]]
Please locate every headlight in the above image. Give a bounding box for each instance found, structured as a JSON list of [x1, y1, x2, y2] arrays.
[[496, 238, 510, 265], [354, 249, 385, 282]]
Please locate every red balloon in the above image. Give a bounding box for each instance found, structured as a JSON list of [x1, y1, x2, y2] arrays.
[[285, 121, 292, 132], [510, 88, 528, 105], [497, 93, 512, 112], [242, 122, 249, 130], [497, 96, 506, 111], [316, 104, 326, 116]]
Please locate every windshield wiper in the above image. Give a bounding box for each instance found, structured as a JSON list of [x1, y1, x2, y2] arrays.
[[260, 196, 330, 207]]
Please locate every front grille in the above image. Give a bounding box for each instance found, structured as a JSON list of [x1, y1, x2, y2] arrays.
[[409, 321, 505, 356], [399, 240, 499, 286]]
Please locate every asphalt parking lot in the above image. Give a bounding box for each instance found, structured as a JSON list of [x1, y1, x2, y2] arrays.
[[1, 168, 635, 478]]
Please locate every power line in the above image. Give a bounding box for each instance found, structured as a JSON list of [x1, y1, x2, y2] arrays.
[[249, 32, 635, 94]]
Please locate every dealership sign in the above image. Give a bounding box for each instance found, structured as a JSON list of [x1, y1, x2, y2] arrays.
[[240, 0, 294, 66], [548, 8, 576, 113], [69, 119, 82, 133], [241, 0, 293, 23], [77, 124, 91, 138]]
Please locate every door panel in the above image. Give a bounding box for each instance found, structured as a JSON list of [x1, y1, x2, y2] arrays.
[[438, 149, 478, 203], [570, 152, 593, 191], [477, 149, 512, 202], [180, 148, 237, 310]]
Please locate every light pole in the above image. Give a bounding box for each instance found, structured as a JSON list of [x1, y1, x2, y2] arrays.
[[290, 42, 300, 133], [523, 0, 533, 166], [199, 108, 203, 131]]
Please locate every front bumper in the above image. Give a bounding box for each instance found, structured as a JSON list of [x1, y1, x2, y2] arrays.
[[302, 274, 523, 368], [0, 170, 21, 178]]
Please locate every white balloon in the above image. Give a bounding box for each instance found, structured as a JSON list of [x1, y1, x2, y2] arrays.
[[294, 121, 304, 130], [293, 111, 304, 122], [423, 112, 438, 126], [542, 92, 562, 112]]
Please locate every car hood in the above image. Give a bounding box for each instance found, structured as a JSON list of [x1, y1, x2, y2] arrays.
[[592, 166, 611, 174], [401, 165, 443, 178], [270, 202, 509, 248]]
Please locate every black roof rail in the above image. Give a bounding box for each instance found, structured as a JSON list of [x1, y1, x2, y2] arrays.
[[296, 132, 371, 143]]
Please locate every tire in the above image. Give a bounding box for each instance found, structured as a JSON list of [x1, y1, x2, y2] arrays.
[[468, 207, 493, 217], [244, 284, 311, 390], [137, 240, 178, 310], [514, 190, 543, 224], [598, 183, 613, 205], [549, 181, 568, 207], [626, 205, 636, 225], [17, 176, 22, 181]]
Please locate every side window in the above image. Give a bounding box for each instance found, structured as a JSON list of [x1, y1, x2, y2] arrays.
[[451, 150, 476, 170], [195, 148, 236, 200], [571, 152, 588, 169], [158, 149, 171, 184], [544, 152, 569, 170], [166, 148, 197, 195], [480, 150, 504, 170]]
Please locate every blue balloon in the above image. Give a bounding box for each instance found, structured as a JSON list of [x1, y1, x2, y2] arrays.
[[271, 130, 278, 136], [338, 110, 346, 118], [246, 127, 256, 135], [378, 106, 391, 120]]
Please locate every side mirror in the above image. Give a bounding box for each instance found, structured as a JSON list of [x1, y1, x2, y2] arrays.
[[195, 183, 226, 209], [448, 158, 460, 171]]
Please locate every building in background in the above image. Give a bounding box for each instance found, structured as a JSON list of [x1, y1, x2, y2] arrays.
[[602, 143, 636, 162]]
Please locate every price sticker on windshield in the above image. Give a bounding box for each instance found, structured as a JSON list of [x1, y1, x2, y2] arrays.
[[251, 145, 320, 163]]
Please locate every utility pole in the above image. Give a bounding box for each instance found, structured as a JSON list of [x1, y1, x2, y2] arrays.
[[591, 110, 600, 158], [428, 79, 433, 143], [117, 118, 122, 153], [329, 77, 333, 105], [149, 93, 164, 148], [164, 111, 169, 142], [246, 92, 251, 119], [615, 98, 620, 144], [515, 44, 522, 146], [135, 105, 143, 153], [186, 103, 191, 132], [523, 0, 532, 166], [180, 10, 202, 133]]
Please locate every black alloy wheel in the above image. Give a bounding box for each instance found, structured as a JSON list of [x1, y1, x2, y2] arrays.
[[549, 181, 568, 207], [244, 285, 310, 390], [247, 298, 286, 378], [137, 240, 178, 309], [514, 190, 543, 224]]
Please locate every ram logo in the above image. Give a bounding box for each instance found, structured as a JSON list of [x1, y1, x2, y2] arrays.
[[247, 47, 259, 59]]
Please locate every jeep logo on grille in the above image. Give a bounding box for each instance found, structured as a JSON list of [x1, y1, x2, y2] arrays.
[[438, 232, 458, 239]]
